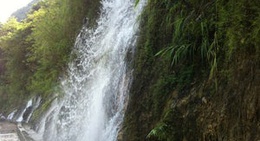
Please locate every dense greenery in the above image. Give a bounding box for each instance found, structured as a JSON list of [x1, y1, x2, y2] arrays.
[[0, 0, 259, 140], [124, 0, 260, 140], [0, 0, 100, 113]]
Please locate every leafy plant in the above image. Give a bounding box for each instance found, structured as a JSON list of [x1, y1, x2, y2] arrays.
[[147, 123, 168, 140]]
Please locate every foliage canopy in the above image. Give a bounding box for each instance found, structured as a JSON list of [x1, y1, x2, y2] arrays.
[[0, 0, 100, 113]]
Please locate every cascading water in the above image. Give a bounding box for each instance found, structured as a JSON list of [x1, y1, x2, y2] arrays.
[[34, 0, 146, 141]]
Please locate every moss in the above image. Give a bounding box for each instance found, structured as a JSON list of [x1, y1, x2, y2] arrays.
[[123, 0, 260, 140], [30, 96, 56, 124]]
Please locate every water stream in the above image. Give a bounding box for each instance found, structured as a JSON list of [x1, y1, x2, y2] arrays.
[[33, 0, 146, 140]]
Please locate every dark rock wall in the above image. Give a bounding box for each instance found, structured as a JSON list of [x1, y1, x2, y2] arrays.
[[122, 0, 260, 141]]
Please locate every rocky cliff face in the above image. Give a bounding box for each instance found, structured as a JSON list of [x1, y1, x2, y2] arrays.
[[122, 0, 260, 141]]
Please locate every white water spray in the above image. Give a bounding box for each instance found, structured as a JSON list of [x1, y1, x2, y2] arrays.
[[35, 0, 146, 141]]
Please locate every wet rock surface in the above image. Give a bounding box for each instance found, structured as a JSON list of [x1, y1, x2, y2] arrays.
[[0, 121, 20, 141], [0, 121, 17, 133]]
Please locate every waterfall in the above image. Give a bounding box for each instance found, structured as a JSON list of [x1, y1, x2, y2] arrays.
[[35, 0, 146, 141]]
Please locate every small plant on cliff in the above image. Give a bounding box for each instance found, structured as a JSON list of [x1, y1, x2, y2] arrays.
[[147, 123, 168, 140]]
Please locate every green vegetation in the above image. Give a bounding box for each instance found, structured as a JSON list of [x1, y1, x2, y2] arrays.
[[0, 0, 100, 114], [0, 0, 259, 140], [124, 0, 260, 140], [0, 18, 32, 112]]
